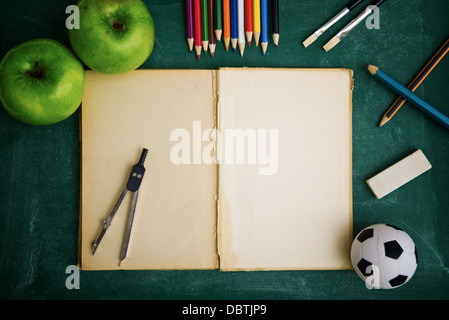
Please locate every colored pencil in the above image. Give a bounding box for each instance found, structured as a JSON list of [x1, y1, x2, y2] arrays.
[[272, 0, 279, 47], [230, 0, 238, 52], [223, 0, 231, 50], [186, 0, 194, 51], [238, 0, 245, 56], [379, 37, 449, 126], [367, 64, 449, 131], [253, 0, 261, 46], [208, 0, 216, 57], [245, 0, 253, 46], [194, 0, 202, 60], [201, 0, 209, 53], [215, 0, 223, 41], [323, 0, 387, 52], [260, 0, 268, 55], [303, 0, 365, 48]]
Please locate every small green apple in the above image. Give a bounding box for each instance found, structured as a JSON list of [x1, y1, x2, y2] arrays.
[[0, 39, 85, 125], [68, 0, 155, 74]]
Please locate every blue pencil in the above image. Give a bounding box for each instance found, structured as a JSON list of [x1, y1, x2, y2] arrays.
[[230, 0, 238, 52], [260, 0, 268, 55], [367, 64, 449, 131]]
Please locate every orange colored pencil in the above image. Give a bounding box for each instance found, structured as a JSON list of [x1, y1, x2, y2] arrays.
[[223, 0, 231, 51], [245, 0, 253, 46]]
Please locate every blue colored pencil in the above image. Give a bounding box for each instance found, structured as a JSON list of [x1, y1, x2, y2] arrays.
[[230, 0, 238, 52], [367, 64, 449, 131], [260, 0, 268, 55]]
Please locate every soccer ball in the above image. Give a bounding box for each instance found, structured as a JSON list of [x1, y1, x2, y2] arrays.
[[350, 224, 418, 289]]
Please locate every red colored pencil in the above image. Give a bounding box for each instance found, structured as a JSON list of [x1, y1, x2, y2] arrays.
[[244, 0, 253, 46], [194, 0, 202, 60]]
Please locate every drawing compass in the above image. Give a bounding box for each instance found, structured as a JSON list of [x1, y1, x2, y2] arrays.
[[91, 148, 148, 265]]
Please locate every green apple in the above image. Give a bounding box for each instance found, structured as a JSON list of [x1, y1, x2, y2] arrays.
[[0, 39, 85, 126], [68, 0, 155, 74]]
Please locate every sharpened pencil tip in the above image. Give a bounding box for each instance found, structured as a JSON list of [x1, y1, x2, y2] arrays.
[[379, 116, 389, 127], [261, 42, 268, 56], [238, 43, 245, 57], [273, 34, 279, 47]]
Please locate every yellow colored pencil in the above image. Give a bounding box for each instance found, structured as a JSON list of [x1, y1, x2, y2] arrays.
[[253, 0, 261, 46]]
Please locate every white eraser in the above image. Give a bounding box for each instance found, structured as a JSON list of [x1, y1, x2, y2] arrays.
[[366, 149, 432, 199]]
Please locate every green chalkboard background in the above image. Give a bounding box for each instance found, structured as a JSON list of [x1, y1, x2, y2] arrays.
[[1, 0, 449, 300]]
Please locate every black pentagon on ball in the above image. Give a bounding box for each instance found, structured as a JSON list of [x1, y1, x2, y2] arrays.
[[357, 258, 373, 277], [384, 240, 403, 259], [357, 228, 374, 243], [389, 275, 408, 287]]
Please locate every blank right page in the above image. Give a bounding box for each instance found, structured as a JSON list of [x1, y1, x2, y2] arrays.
[[217, 68, 353, 270]]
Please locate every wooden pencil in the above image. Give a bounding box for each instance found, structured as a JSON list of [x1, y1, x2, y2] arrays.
[[368, 64, 449, 131], [272, 0, 279, 47], [230, 0, 238, 52], [208, 0, 216, 57], [186, 0, 194, 51], [379, 37, 449, 126], [215, 0, 223, 41], [238, 0, 245, 56], [201, 0, 209, 53], [245, 0, 253, 46], [223, 0, 231, 50], [253, 0, 261, 46], [194, 0, 202, 60], [260, 0, 268, 55]]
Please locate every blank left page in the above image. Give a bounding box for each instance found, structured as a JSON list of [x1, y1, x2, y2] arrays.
[[80, 70, 218, 270]]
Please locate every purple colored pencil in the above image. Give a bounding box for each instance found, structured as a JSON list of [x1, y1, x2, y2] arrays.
[[186, 0, 194, 51]]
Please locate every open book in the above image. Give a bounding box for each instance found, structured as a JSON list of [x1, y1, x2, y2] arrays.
[[79, 68, 353, 270]]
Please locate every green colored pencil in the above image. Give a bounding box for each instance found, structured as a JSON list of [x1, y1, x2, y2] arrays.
[[215, 0, 222, 41], [201, 0, 209, 52]]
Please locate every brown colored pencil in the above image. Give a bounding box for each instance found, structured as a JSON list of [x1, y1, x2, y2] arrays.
[[208, 0, 216, 57]]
